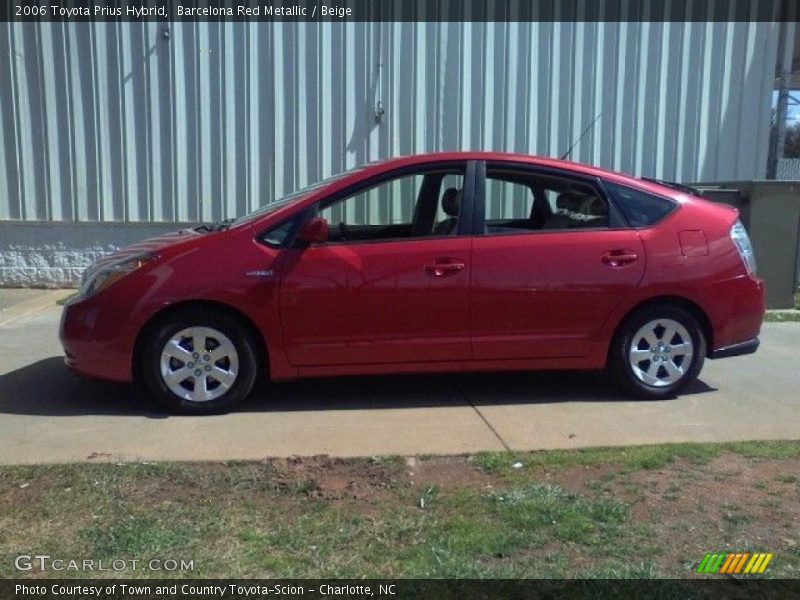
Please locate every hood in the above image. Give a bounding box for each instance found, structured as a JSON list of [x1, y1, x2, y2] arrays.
[[89, 227, 205, 271]]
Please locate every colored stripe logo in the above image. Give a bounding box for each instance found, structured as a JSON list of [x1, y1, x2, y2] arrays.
[[697, 552, 773, 574]]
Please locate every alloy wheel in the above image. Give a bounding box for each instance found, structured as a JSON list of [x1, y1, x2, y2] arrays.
[[159, 326, 239, 402], [628, 318, 694, 388]]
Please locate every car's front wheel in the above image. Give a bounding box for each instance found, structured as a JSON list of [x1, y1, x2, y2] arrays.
[[610, 305, 706, 399], [140, 309, 258, 414]]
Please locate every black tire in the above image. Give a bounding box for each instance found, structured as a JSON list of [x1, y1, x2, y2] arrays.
[[609, 304, 706, 400], [139, 308, 259, 414]]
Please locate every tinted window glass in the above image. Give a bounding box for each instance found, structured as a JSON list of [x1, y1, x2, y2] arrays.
[[321, 173, 424, 228], [433, 173, 466, 225], [485, 178, 533, 221], [483, 167, 608, 234], [318, 167, 466, 243], [605, 182, 676, 227], [260, 216, 299, 247]]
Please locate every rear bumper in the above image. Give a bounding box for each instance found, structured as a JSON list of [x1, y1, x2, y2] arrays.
[[708, 337, 759, 359], [705, 275, 765, 352]]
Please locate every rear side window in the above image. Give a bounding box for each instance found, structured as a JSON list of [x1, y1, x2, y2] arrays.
[[605, 182, 676, 228], [482, 167, 609, 235]]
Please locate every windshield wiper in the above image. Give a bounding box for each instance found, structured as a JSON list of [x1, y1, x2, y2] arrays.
[[213, 218, 236, 231]]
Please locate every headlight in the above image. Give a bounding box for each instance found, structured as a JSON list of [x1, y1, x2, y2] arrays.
[[730, 219, 756, 275], [79, 253, 159, 298]]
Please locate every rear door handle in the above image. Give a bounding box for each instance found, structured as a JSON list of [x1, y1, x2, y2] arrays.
[[601, 250, 639, 267], [425, 258, 466, 277]]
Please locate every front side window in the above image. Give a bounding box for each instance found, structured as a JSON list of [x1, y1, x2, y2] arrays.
[[319, 167, 465, 243], [483, 167, 609, 235], [260, 215, 302, 247]]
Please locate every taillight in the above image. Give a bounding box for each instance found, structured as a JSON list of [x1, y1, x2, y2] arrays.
[[730, 219, 756, 275]]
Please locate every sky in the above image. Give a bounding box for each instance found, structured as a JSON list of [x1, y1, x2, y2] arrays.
[[773, 90, 800, 125]]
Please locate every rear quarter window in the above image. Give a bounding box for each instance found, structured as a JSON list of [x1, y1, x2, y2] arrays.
[[604, 181, 676, 228]]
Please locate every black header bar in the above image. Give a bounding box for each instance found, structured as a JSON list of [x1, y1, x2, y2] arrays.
[[4, 0, 799, 23], [2, 579, 799, 600]]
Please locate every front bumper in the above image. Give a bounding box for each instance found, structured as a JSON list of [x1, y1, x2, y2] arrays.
[[708, 337, 760, 359], [59, 296, 135, 382]]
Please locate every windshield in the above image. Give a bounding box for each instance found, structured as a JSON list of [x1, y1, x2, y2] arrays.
[[230, 168, 362, 227]]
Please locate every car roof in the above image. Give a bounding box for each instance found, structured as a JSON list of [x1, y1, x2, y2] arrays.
[[249, 151, 690, 229], [344, 152, 685, 200]]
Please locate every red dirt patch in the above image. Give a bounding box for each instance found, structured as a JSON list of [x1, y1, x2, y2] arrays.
[[267, 455, 404, 502], [407, 456, 496, 490]]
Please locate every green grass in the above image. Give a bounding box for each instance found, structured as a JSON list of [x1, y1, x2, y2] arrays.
[[764, 311, 800, 322], [80, 512, 211, 557], [763, 292, 800, 322], [472, 441, 779, 476], [775, 474, 798, 484], [2, 440, 800, 579]]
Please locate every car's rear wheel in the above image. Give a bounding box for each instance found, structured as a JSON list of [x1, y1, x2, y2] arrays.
[[610, 304, 706, 399], [140, 309, 258, 414]]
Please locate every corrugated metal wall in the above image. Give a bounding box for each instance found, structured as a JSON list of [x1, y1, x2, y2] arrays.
[[778, 158, 800, 179], [0, 19, 780, 223]]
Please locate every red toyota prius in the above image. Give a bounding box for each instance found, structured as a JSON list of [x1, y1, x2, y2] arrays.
[[60, 153, 765, 414]]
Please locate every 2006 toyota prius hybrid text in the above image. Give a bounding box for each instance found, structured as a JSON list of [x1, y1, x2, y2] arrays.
[[60, 153, 765, 414]]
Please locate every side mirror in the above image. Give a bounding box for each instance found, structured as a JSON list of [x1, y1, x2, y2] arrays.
[[297, 217, 329, 244]]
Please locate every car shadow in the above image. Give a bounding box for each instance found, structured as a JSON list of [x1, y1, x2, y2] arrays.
[[0, 356, 718, 417]]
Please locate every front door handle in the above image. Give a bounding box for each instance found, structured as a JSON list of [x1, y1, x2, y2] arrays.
[[601, 250, 639, 267], [425, 258, 466, 277]]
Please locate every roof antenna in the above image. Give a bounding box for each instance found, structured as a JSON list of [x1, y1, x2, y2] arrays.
[[560, 112, 602, 160]]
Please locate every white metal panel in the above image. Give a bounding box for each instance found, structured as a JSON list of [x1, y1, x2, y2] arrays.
[[0, 18, 782, 222]]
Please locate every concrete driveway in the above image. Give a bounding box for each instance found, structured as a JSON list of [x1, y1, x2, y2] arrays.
[[0, 290, 798, 464]]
